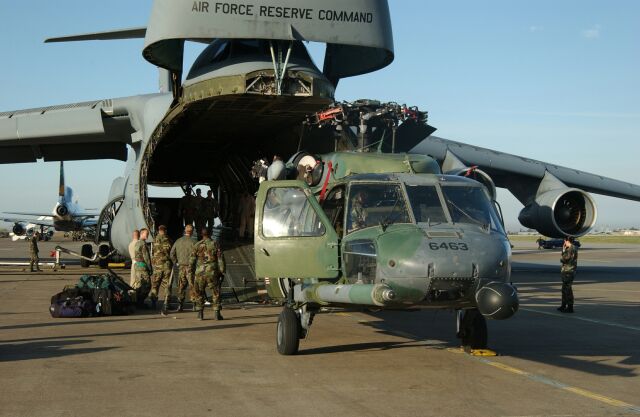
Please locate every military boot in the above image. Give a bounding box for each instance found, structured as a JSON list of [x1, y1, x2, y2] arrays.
[[176, 301, 183, 313], [197, 309, 204, 321], [214, 310, 223, 321], [563, 305, 574, 313], [557, 304, 566, 312], [151, 299, 157, 310], [161, 303, 168, 316]]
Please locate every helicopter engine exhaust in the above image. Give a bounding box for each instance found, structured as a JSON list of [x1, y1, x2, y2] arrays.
[[518, 188, 597, 238], [441, 150, 496, 200], [12, 223, 25, 236]]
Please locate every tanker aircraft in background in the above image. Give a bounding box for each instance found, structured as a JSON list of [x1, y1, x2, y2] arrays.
[[0, 0, 639, 355], [2, 161, 98, 237]]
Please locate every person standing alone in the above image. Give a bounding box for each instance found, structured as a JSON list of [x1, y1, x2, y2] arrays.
[[558, 237, 578, 313]]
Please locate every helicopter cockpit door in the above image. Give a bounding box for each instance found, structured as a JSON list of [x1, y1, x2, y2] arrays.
[[255, 180, 339, 279]]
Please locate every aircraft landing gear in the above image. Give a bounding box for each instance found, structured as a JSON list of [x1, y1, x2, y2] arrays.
[[456, 308, 488, 351], [277, 307, 301, 355], [80, 244, 93, 268], [276, 279, 315, 355]]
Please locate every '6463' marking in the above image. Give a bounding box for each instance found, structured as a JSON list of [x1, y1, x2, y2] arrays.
[[428, 242, 469, 251]]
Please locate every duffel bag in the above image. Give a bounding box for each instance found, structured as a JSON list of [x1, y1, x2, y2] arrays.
[[50, 293, 94, 318]]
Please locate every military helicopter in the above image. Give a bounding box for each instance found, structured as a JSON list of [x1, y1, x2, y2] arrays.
[[1, 0, 639, 354]]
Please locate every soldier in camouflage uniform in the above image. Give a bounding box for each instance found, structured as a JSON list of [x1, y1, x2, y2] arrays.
[[170, 224, 196, 312], [203, 189, 219, 234], [178, 185, 195, 228], [189, 228, 226, 320], [558, 237, 578, 313], [29, 232, 41, 272], [193, 188, 206, 239], [133, 228, 153, 307], [149, 225, 174, 315]]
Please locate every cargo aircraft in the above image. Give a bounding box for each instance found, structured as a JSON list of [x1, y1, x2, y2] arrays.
[[0, 0, 639, 354], [2, 162, 98, 237]]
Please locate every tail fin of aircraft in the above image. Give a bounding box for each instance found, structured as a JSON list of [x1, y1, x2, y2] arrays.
[[58, 161, 65, 200]]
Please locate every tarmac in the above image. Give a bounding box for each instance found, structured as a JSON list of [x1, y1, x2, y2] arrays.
[[0, 237, 638, 417]]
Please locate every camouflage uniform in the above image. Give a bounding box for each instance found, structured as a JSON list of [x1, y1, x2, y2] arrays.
[[149, 234, 174, 307], [29, 235, 40, 272], [179, 194, 195, 227], [203, 196, 218, 233], [560, 244, 578, 309], [170, 234, 197, 307], [133, 240, 153, 305], [194, 194, 206, 238], [189, 237, 226, 313]]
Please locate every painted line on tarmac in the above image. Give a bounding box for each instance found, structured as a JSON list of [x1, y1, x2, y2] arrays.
[[473, 357, 640, 414], [345, 311, 640, 414], [521, 307, 640, 332]]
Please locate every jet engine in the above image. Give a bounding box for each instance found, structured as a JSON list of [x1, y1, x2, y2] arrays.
[[519, 186, 597, 238], [56, 204, 69, 216], [12, 223, 25, 236]]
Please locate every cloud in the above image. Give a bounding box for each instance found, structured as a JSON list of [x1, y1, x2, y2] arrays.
[[582, 24, 601, 39], [529, 25, 544, 33]]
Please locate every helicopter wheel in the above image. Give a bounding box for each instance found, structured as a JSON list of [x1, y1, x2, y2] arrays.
[[276, 307, 300, 355], [457, 308, 488, 350]]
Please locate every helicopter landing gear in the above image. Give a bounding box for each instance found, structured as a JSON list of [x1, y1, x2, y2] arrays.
[[276, 280, 316, 355], [276, 307, 300, 355], [457, 308, 488, 351]]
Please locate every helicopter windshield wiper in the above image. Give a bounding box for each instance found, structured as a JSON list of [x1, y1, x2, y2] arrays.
[[380, 193, 402, 231], [445, 198, 489, 229]]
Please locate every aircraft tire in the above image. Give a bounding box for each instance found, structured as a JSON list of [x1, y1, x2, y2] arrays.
[[80, 244, 93, 268], [461, 309, 488, 349], [276, 307, 300, 355], [97, 244, 110, 269]]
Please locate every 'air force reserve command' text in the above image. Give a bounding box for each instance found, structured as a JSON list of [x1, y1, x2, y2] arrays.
[[191, 1, 375, 24]]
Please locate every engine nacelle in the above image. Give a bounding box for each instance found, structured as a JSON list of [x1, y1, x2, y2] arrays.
[[56, 204, 69, 216], [12, 223, 25, 236], [518, 188, 597, 238], [441, 150, 496, 200], [449, 167, 496, 201]]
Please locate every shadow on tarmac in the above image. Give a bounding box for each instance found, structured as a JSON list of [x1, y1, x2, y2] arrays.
[[0, 339, 117, 362]]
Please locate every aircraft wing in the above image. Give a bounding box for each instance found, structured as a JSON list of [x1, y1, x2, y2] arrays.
[[3, 211, 53, 217], [2, 217, 55, 227], [0, 98, 135, 163], [412, 136, 640, 205]]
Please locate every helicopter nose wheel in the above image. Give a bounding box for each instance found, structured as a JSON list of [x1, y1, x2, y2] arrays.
[[456, 308, 488, 351], [277, 307, 301, 355]]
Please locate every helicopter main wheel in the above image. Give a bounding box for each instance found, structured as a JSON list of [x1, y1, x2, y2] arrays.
[[277, 307, 300, 355], [458, 309, 488, 350], [80, 244, 93, 268]]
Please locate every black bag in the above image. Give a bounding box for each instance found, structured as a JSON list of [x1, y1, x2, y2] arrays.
[[81, 274, 134, 316], [50, 287, 95, 318]]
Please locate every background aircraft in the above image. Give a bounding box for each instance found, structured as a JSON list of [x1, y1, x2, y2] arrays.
[[2, 161, 98, 236]]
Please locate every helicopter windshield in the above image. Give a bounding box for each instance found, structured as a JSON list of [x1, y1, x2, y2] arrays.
[[347, 183, 410, 233], [404, 185, 447, 224], [440, 186, 505, 234]]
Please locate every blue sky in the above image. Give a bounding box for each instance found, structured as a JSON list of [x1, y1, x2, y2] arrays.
[[0, 0, 639, 230]]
